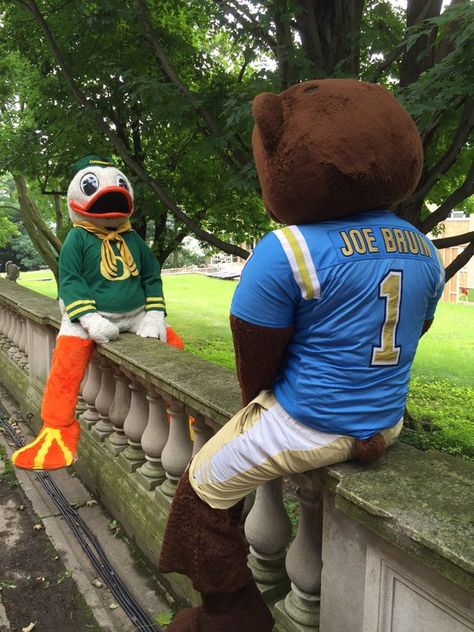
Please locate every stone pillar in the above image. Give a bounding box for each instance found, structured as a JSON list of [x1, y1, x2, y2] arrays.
[[4, 310, 14, 349], [136, 389, 169, 490], [0, 306, 7, 345], [106, 370, 131, 456], [80, 355, 101, 430], [26, 321, 56, 380], [159, 398, 193, 497], [245, 478, 292, 601], [275, 474, 323, 631], [18, 319, 29, 368], [191, 414, 214, 456], [92, 360, 115, 441], [119, 379, 148, 472], [7, 316, 20, 358]]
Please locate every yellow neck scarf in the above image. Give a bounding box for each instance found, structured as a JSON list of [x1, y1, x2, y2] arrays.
[[73, 220, 139, 278]]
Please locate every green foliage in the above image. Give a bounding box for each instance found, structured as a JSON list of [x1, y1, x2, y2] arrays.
[[162, 244, 207, 268], [0, 215, 19, 248], [0, 175, 20, 247], [11, 233, 45, 270], [155, 610, 175, 626], [0, 0, 471, 269]]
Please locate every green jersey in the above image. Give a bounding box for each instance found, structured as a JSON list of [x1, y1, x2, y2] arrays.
[[59, 227, 165, 321]]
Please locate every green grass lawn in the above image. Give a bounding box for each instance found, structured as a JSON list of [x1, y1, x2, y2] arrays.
[[15, 269, 474, 460], [17, 269, 58, 299]]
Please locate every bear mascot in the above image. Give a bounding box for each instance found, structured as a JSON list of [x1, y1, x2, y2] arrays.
[[12, 156, 183, 471], [158, 79, 445, 630]]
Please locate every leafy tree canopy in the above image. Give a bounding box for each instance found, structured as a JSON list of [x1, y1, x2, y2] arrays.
[[0, 0, 472, 278]]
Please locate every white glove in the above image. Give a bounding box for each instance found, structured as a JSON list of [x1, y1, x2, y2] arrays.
[[79, 312, 120, 344], [136, 311, 167, 341]]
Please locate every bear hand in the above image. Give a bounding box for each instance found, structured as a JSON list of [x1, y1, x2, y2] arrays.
[[79, 312, 120, 343], [136, 311, 167, 341]]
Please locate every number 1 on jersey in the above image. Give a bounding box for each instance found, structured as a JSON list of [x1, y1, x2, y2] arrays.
[[371, 271, 402, 366]]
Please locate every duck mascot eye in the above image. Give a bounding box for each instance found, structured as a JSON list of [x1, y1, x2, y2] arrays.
[[12, 155, 183, 471]]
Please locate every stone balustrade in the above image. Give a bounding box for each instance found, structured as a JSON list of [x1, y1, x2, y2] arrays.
[[0, 278, 472, 632]]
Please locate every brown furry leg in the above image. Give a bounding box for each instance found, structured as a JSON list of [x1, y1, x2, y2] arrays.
[[159, 470, 252, 594], [167, 584, 274, 632], [353, 433, 385, 464], [160, 473, 273, 631]]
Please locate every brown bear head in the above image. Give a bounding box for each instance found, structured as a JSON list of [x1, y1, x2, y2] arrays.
[[252, 79, 423, 225]]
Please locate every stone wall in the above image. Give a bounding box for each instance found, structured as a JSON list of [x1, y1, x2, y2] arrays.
[[0, 279, 472, 631]]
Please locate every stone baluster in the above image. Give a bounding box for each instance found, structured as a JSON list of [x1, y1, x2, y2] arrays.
[[106, 370, 131, 456], [8, 311, 16, 346], [13, 319, 26, 365], [244, 478, 292, 601], [136, 389, 169, 490], [0, 307, 9, 346], [18, 319, 29, 368], [0, 306, 5, 338], [80, 355, 101, 429], [7, 315, 20, 358], [275, 473, 323, 631], [159, 398, 193, 497], [191, 414, 214, 456], [119, 378, 148, 472], [4, 310, 15, 348], [92, 360, 115, 441]]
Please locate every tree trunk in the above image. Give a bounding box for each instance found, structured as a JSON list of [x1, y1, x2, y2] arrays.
[[399, 0, 443, 88], [13, 175, 61, 283], [294, 0, 364, 76]]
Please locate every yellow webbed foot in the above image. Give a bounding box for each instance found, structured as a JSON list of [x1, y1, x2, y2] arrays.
[[11, 421, 80, 471]]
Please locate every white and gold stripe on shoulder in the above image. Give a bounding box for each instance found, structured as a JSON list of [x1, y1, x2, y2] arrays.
[[274, 226, 320, 300]]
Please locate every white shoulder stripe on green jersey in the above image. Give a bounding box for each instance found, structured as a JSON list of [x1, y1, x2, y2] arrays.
[[274, 226, 320, 300]]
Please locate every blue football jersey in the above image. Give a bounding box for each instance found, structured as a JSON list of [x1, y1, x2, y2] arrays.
[[231, 210, 445, 438]]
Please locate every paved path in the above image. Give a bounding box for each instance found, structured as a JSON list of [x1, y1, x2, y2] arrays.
[[0, 390, 171, 631]]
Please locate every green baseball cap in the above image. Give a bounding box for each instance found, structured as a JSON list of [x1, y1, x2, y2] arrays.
[[72, 155, 116, 174]]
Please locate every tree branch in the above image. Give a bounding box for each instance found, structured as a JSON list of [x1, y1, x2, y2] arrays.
[[21, 0, 250, 260], [410, 100, 474, 206], [0, 204, 20, 212], [13, 174, 60, 281], [432, 231, 474, 249], [214, 0, 278, 54], [13, 174, 62, 255], [421, 161, 474, 233], [40, 188, 67, 195], [135, 0, 249, 171], [161, 228, 189, 264], [445, 239, 474, 282], [136, 0, 220, 137], [421, 96, 464, 150], [370, 42, 405, 83]]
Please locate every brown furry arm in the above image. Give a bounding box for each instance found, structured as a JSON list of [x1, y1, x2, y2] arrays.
[[230, 315, 293, 406]]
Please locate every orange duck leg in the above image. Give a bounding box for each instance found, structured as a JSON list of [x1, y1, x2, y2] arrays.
[[12, 327, 184, 471], [12, 336, 95, 471]]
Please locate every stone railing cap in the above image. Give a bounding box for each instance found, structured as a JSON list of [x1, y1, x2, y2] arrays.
[[321, 442, 474, 591], [0, 278, 61, 326], [0, 279, 242, 425]]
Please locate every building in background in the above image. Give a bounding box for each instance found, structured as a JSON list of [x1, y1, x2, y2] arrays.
[[430, 211, 473, 303]]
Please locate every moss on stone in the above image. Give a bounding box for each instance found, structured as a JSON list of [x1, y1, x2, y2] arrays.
[[0, 278, 61, 327], [323, 442, 474, 591]]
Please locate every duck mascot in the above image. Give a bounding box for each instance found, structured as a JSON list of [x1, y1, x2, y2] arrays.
[[12, 156, 183, 471], [158, 80, 445, 631]]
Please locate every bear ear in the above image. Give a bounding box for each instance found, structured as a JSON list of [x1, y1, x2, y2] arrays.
[[252, 92, 283, 152]]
